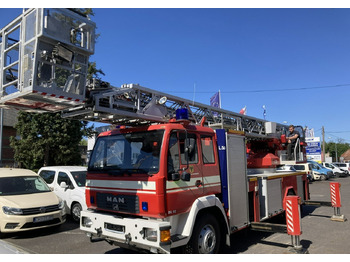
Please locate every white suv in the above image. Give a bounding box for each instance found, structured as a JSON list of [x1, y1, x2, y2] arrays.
[[38, 166, 87, 222]]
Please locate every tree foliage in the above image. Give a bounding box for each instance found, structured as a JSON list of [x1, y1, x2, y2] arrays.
[[10, 112, 94, 170], [325, 141, 350, 161]]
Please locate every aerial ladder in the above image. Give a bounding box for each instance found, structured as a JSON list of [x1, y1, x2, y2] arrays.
[[0, 8, 305, 165]]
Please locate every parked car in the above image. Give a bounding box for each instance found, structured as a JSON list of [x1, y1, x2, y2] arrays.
[[38, 166, 87, 222], [294, 161, 332, 181], [309, 161, 333, 180], [276, 165, 297, 172], [321, 162, 348, 177], [0, 168, 66, 235], [332, 162, 350, 175]]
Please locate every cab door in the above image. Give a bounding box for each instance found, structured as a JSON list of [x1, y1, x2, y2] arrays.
[[166, 131, 203, 216]]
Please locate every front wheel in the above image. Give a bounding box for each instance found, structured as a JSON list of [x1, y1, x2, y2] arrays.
[[71, 203, 82, 222], [185, 213, 221, 254]]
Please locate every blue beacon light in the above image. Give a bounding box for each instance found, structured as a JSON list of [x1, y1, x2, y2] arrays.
[[176, 108, 189, 120]]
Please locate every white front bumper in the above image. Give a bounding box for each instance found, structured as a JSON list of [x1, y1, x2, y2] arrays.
[[80, 210, 171, 254]]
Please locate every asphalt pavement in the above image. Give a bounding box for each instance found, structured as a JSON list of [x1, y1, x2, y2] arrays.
[[1, 175, 350, 254], [0, 239, 28, 254]]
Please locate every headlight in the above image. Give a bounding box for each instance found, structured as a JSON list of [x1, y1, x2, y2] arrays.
[[58, 199, 65, 210], [2, 206, 23, 215], [82, 216, 93, 228]]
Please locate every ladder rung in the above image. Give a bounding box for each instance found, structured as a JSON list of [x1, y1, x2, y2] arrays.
[[3, 60, 19, 71], [2, 79, 19, 89], [4, 41, 20, 53], [4, 22, 20, 36]]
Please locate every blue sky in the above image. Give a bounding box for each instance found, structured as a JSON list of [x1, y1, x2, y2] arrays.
[[1, 7, 350, 143]]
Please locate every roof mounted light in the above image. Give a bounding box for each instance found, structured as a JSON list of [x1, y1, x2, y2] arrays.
[[158, 96, 167, 105], [176, 108, 189, 120]]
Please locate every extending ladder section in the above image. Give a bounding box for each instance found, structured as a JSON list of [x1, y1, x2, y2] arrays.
[[62, 80, 289, 137]]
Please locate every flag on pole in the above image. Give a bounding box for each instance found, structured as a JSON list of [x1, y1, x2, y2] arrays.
[[210, 91, 220, 108], [210, 91, 221, 117], [239, 106, 247, 115], [262, 105, 266, 119]]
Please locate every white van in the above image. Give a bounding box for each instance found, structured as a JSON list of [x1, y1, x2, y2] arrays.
[[38, 166, 87, 222], [332, 162, 350, 175], [321, 162, 348, 177]]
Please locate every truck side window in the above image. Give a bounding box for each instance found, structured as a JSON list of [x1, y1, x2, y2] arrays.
[[168, 132, 180, 178], [179, 132, 198, 164], [57, 172, 72, 186], [39, 170, 55, 184], [201, 135, 215, 164]]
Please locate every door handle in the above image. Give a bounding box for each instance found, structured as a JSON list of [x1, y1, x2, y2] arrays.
[[195, 180, 203, 187]]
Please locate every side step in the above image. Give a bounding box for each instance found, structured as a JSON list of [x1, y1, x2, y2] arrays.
[[304, 200, 332, 207], [250, 222, 287, 233]]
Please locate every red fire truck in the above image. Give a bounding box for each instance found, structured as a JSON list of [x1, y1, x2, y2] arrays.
[[1, 9, 310, 254], [79, 94, 309, 254]]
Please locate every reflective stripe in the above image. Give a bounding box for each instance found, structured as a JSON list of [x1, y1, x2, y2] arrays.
[[166, 175, 221, 192], [86, 187, 156, 194], [86, 179, 156, 191]]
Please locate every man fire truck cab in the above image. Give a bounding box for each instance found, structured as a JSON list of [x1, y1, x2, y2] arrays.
[[1, 8, 310, 254]]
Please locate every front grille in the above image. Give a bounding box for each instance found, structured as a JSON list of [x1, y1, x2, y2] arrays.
[[21, 204, 60, 215], [96, 193, 139, 213], [21, 218, 61, 229]]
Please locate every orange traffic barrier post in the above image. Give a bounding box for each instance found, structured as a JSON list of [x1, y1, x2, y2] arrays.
[[330, 182, 347, 222], [285, 195, 306, 253]]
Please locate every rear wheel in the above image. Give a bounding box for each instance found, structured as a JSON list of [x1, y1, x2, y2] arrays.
[[71, 203, 82, 222], [185, 213, 221, 254]]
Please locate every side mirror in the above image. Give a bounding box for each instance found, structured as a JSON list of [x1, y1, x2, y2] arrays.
[[60, 182, 68, 188], [171, 173, 180, 181], [181, 171, 191, 181]]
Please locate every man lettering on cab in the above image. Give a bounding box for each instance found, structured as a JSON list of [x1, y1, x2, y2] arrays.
[[286, 125, 300, 160]]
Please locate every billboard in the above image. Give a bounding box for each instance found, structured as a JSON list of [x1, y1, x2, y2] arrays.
[[306, 137, 322, 162]]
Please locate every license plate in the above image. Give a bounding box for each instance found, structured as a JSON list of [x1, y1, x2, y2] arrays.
[[33, 215, 54, 223]]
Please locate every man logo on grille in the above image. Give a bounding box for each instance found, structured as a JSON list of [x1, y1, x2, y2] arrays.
[[112, 204, 119, 210], [39, 207, 46, 213]]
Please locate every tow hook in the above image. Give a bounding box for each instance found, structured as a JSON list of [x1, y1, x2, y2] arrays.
[[95, 227, 102, 237], [125, 233, 132, 245]]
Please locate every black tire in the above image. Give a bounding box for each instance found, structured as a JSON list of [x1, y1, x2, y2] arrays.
[[184, 213, 221, 254], [320, 175, 326, 181], [71, 203, 82, 222]]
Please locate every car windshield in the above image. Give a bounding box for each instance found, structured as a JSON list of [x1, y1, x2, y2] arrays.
[[71, 171, 87, 187], [89, 130, 164, 175], [0, 176, 51, 196]]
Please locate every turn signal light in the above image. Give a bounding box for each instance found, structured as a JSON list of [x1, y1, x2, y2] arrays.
[[160, 229, 171, 243]]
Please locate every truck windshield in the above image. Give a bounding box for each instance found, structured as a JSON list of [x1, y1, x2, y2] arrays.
[[89, 130, 164, 175]]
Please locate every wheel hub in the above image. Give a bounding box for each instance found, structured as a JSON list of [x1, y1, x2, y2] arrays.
[[198, 224, 216, 254]]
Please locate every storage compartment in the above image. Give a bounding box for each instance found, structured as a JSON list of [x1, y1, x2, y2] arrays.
[[258, 176, 283, 220], [265, 122, 277, 134]]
